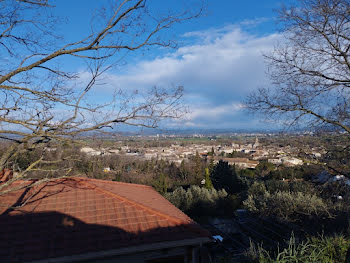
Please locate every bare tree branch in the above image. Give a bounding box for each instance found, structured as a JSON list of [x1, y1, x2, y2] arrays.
[[0, 0, 204, 195], [246, 0, 350, 135]]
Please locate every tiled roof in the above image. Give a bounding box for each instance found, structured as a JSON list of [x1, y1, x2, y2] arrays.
[[0, 169, 13, 183], [210, 156, 259, 164], [0, 177, 210, 262]]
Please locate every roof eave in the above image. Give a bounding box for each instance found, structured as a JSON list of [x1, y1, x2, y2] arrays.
[[26, 237, 212, 263]]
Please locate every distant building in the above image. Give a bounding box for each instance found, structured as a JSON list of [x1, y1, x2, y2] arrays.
[[252, 137, 259, 149], [103, 167, 111, 172], [80, 147, 102, 156], [144, 152, 158, 160], [108, 149, 120, 154], [208, 157, 259, 169], [281, 157, 303, 166], [268, 158, 282, 165], [268, 157, 303, 166]]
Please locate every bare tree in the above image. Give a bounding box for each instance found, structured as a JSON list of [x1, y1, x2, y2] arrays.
[[246, 0, 350, 134], [0, 0, 203, 194]]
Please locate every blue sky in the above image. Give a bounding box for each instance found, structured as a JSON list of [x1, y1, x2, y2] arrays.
[[52, 0, 285, 131]]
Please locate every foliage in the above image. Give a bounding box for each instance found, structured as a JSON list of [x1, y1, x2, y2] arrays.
[[264, 180, 316, 195], [153, 173, 168, 194], [268, 166, 306, 180], [239, 168, 256, 178], [255, 161, 276, 177], [194, 151, 204, 182], [204, 168, 214, 189], [15, 149, 43, 171], [165, 185, 228, 216], [207, 147, 215, 156], [211, 160, 241, 194], [179, 160, 188, 181], [226, 150, 249, 158], [244, 182, 330, 222], [323, 145, 350, 176], [254, 235, 350, 263]]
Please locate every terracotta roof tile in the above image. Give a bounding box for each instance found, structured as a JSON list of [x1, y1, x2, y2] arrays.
[[0, 177, 210, 262], [0, 169, 13, 183]]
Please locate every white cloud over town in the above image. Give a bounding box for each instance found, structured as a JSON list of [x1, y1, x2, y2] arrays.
[[95, 24, 281, 129]]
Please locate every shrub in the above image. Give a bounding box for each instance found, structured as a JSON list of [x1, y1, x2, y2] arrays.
[[264, 179, 316, 195], [165, 185, 228, 216], [248, 181, 267, 196], [243, 189, 330, 222], [255, 161, 276, 177], [264, 180, 289, 194]]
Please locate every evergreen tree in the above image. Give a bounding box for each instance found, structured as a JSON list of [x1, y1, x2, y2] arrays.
[[208, 158, 215, 174], [208, 146, 215, 156], [210, 160, 240, 194], [204, 168, 213, 189], [194, 151, 203, 181], [179, 160, 187, 181], [154, 173, 167, 195]]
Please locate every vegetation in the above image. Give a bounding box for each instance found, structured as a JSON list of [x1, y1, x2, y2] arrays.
[[165, 185, 228, 217], [0, 0, 203, 195], [204, 167, 214, 189], [211, 160, 242, 194], [248, 235, 350, 263], [2, 0, 350, 261], [246, 0, 350, 136], [243, 184, 330, 222], [244, 0, 350, 259], [6, 134, 350, 262]]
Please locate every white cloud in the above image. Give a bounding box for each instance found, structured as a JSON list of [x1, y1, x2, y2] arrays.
[[90, 24, 281, 129], [188, 103, 244, 120]]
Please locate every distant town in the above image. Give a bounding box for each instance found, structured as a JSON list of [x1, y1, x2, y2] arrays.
[[79, 133, 325, 171]]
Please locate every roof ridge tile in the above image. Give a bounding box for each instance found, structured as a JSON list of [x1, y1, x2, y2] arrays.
[[74, 177, 153, 189]]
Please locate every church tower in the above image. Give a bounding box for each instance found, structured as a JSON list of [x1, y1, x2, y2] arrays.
[[253, 136, 259, 149]]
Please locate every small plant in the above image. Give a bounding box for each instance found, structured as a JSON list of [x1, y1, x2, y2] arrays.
[[251, 234, 350, 263]]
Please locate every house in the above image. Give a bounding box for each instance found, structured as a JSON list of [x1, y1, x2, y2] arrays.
[[268, 158, 282, 165], [268, 157, 303, 167], [80, 147, 102, 156], [103, 167, 111, 173], [208, 157, 259, 169], [280, 157, 303, 166], [0, 177, 212, 263]]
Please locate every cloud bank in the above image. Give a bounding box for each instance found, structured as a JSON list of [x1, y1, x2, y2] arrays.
[[96, 24, 280, 130]]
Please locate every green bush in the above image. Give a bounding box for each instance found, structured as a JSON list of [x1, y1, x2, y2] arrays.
[[165, 185, 228, 216], [243, 188, 330, 222], [264, 180, 290, 194], [248, 181, 267, 196], [263, 180, 316, 195]]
